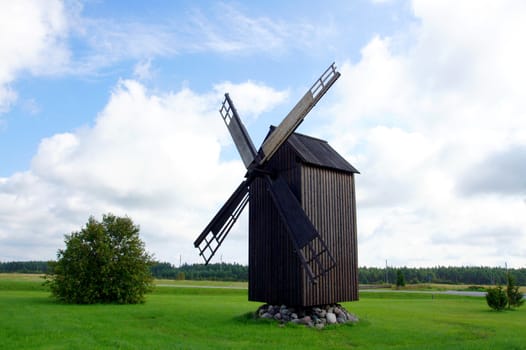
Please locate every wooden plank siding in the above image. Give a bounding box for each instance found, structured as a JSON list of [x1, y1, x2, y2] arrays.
[[248, 136, 358, 307], [249, 142, 302, 305], [301, 165, 358, 305]]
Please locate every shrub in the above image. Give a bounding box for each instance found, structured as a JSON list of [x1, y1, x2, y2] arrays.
[[396, 269, 406, 288], [45, 214, 154, 304], [486, 285, 507, 311], [506, 273, 525, 309]]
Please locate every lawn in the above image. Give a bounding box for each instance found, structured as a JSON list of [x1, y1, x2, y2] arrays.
[[0, 275, 524, 349]]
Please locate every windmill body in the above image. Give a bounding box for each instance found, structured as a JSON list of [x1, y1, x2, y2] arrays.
[[249, 130, 359, 306], [194, 63, 359, 307]]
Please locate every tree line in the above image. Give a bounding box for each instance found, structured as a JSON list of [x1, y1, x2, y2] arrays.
[[150, 262, 248, 281], [1, 261, 524, 285], [360, 266, 526, 286]]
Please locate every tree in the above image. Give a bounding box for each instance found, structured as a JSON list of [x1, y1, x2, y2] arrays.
[[45, 214, 154, 304], [396, 269, 406, 288], [506, 272, 525, 309], [486, 285, 507, 311]]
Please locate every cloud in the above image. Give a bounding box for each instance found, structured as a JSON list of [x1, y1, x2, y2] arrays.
[[0, 79, 287, 263], [457, 145, 526, 196], [213, 81, 289, 119], [0, 1, 332, 115], [0, 0, 70, 113], [186, 3, 334, 55], [318, 1, 526, 267], [61, 2, 336, 74]]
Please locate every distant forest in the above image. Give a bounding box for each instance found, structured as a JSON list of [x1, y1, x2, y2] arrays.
[[1, 261, 525, 285]]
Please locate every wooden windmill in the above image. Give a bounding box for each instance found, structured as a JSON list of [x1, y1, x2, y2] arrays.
[[194, 63, 359, 306]]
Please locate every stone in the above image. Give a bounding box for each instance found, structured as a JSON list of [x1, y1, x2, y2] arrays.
[[255, 303, 358, 328], [300, 316, 311, 325], [326, 312, 337, 324]]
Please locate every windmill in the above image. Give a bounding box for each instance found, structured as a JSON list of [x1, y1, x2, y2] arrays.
[[194, 63, 359, 306]]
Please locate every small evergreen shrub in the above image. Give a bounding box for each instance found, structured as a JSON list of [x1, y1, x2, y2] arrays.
[[486, 285, 507, 311]]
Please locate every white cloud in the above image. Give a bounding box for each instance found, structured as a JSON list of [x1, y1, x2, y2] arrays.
[[320, 1, 526, 267], [0, 79, 287, 263], [186, 3, 334, 55], [213, 81, 289, 119], [0, 0, 70, 112]]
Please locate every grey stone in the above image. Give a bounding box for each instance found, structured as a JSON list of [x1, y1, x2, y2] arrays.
[[300, 316, 311, 325], [326, 312, 337, 324], [336, 317, 346, 324], [315, 323, 325, 330], [291, 313, 298, 319], [274, 312, 282, 320], [261, 312, 273, 319]]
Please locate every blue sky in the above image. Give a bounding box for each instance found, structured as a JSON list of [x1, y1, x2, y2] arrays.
[[1, 0, 525, 268]]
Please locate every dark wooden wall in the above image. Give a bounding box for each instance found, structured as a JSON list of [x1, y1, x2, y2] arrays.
[[301, 165, 359, 305], [248, 142, 358, 306], [249, 143, 302, 305]]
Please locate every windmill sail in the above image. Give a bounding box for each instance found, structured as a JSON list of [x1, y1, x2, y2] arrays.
[[194, 180, 250, 264], [220, 94, 258, 169], [259, 63, 340, 165]]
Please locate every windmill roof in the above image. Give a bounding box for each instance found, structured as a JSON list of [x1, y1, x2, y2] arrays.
[[267, 126, 359, 174]]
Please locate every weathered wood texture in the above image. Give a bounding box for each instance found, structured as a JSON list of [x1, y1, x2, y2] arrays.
[[248, 132, 358, 306]]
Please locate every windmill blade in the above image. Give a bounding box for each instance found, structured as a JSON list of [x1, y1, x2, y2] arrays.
[[259, 63, 340, 165], [220, 94, 258, 169], [194, 180, 250, 264], [265, 175, 336, 283]]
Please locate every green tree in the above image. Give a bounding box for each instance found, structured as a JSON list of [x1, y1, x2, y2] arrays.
[[396, 269, 406, 288], [506, 272, 524, 309], [45, 214, 154, 304], [486, 285, 508, 311]]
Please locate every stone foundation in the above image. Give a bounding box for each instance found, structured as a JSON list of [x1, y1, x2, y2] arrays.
[[256, 303, 359, 329]]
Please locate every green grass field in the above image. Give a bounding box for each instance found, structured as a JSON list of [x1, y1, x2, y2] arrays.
[[1, 274, 525, 349]]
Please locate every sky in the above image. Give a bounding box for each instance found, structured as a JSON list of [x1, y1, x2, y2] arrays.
[[1, 0, 525, 268]]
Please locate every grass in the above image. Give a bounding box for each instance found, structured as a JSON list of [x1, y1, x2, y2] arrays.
[[0, 275, 525, 349]]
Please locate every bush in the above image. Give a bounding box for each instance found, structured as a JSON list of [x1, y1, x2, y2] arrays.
[[45, 214, 154, 304], [506, 273, 525, 309], [396, 269, 406, 288], [486, 285, 507, 311]]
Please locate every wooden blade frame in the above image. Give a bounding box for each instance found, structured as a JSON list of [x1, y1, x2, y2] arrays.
[[265, 175, 336, 283], [259, 63, 341, 165], [194, 180, 250, 264], [220, 94, 258, 169]]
